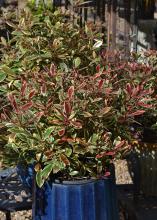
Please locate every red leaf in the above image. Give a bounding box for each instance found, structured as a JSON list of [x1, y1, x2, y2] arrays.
[[46, 98, 53, 109], [93, 73, 101, 79], [64, 101, 72, 116], [47, 98, 53, 105], [96, 153, 104, 159], [8, 94, 19, 113], [28, 90, 36, 99], [49, 63, 56, 77], [104, 171, 111, 177], [140, 88, 154, 96], [60, 154, 70, 166], [3, 109, 10, 120], [104, 88, 112, 94], [34, 111, 44, 121], [105, 151, 116, 156], [58, 128, 65, 137], [118, 116, 126, 123], [59, 137, 75, 144], [103, 133, 110, 141], [1, 113, 7, 120], [46, 102, 53, 109], [20, 101, 33, 111], [96, 64, 100, 72], [132, 85, 140, 97], [8, 93, 14, 103], [115, 140, 125, 150], [137, 102, 152, 108], [126, 83, 132, 95], [50, 119, 62, 125], [71, 120, 82, 129], [21, 80, 27, 97], [98, 79, 103, 90], [128, 110, 145, 117], [68, 86, 74, 100], [41, 83, 46, 95], [96, 151, 115, 159]]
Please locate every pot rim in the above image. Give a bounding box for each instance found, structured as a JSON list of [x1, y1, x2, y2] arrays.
[[53, 177, 113, 185]]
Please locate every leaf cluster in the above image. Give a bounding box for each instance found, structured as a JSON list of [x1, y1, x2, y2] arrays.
[[0, 7, 102, 76]]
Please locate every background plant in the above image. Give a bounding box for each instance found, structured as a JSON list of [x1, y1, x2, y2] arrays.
[[99, 50, 157, 141], [0, 7, 102, 75]]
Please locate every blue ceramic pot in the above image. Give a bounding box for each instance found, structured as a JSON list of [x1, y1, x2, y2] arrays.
[[16, 163, 34, 190], [33, 178, 119, 220]]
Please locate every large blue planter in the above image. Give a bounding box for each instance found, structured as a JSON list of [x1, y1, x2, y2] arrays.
[[16, 164, 34, 190], [33, 178, 119, 220]]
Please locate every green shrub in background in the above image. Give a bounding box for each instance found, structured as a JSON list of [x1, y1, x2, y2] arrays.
[[0, 7, 102, 74]]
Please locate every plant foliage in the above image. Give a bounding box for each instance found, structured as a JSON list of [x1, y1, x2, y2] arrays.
[[0, 6, 156, 187]]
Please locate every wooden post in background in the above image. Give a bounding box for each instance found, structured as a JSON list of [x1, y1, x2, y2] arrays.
[[111, 0, 117, 50], [124, 0, 131, 58], [132, 0, 138, 52], [107, 0, 111, 50]]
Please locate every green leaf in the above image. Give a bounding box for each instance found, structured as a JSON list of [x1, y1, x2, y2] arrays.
[[85, 24, 89, 34], [0, 72, 7, 82], [83, 112, 93, 117], [44, 127, 54, 140], [36, 170, 44, 188], [12, 31, 23, 36], [70, 171, 79, 176], [21, 30, 31, 36], [40, 52, 51, 58], [8, 127, 25, 133], [0, 66, 14, 76], [0, 85, 7, 93], [65, 148, 72, 157], [52, 160, 65, 173], [93, 40, 103, 49], [16, 133, 28, 142], [59, 63, 69, 72], [6, 21, 17, 28], [74, 57, 81, 68], [41, 163, 53, 180], [36, 125, 42, 139], [1, 37, 7, 46]]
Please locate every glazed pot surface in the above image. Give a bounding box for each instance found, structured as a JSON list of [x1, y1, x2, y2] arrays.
[[33, 178, 119, 220]]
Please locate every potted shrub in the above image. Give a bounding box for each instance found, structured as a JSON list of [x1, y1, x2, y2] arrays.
[[0, 5, 156, 220], [129, 111, 157, 197], [0, 5, 120, 220]]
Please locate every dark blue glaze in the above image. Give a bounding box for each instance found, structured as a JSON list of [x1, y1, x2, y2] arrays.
[[16, 164, 34, 190], [33, 178, 119, 220]]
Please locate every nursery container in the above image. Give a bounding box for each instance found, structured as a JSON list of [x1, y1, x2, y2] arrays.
[[33, 178, 119, 220], [137, 143, 157, 197]]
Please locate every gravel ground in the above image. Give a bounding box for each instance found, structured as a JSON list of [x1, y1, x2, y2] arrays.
[[115, 159, 133, 184], [0, 211, 32, 220], [0, 160, 131, 220]]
